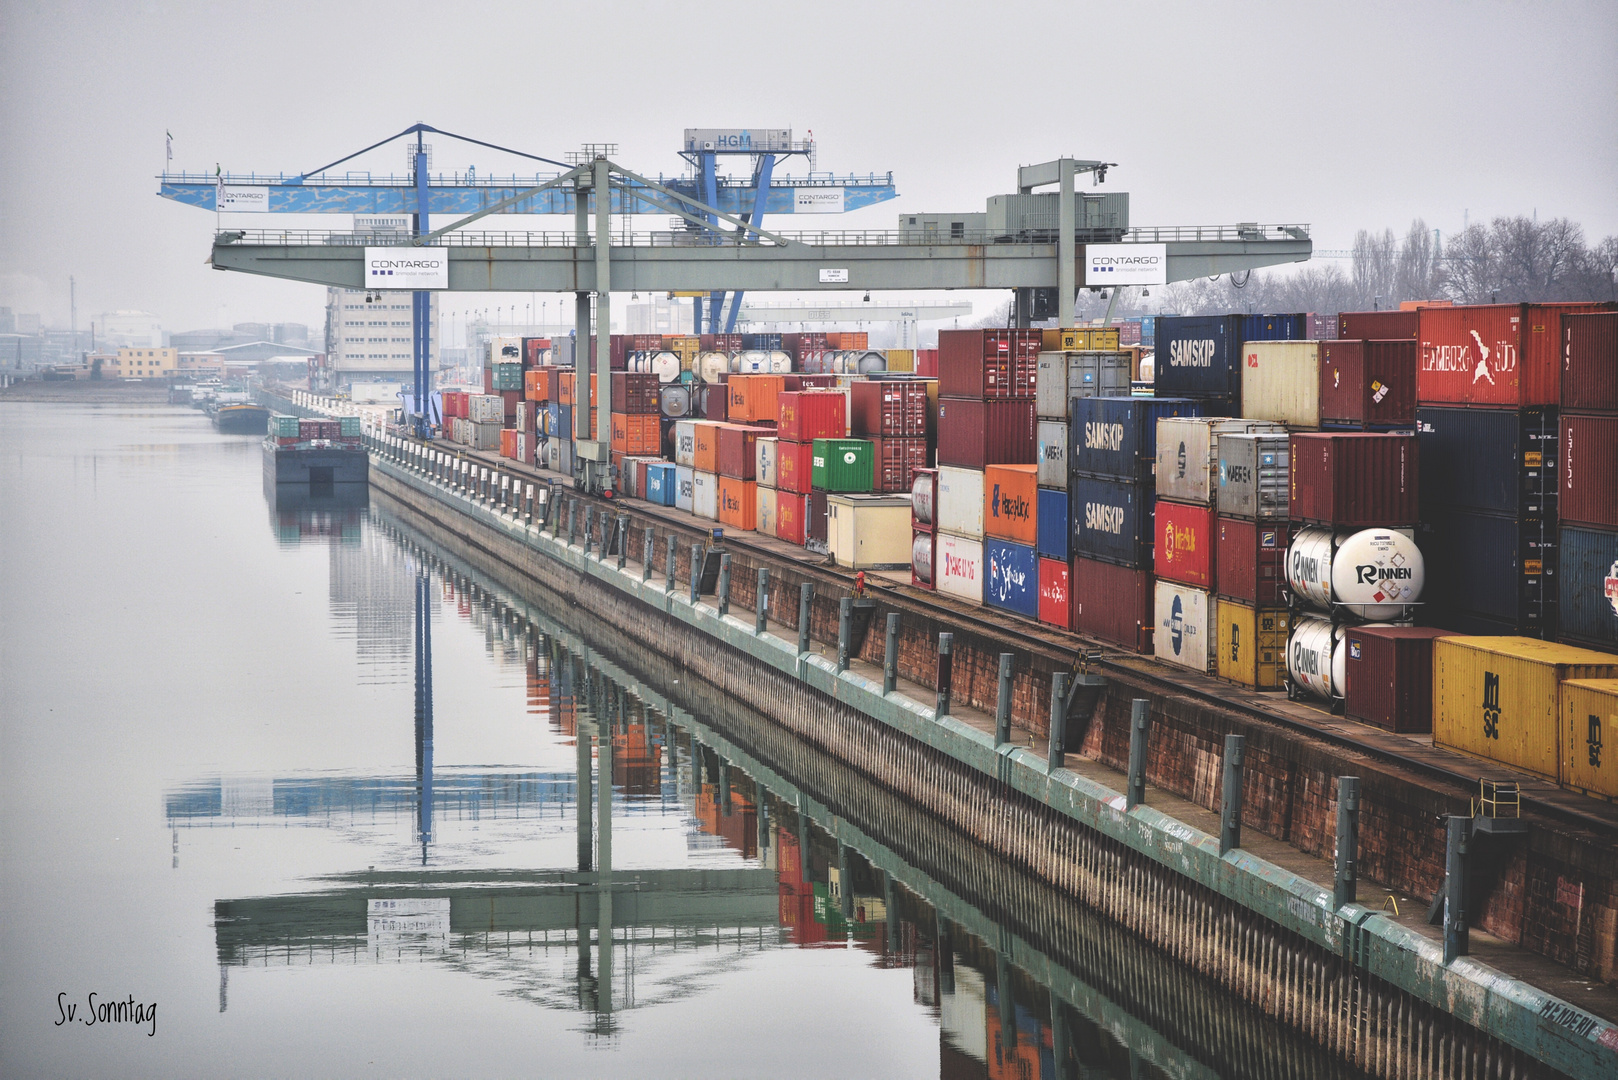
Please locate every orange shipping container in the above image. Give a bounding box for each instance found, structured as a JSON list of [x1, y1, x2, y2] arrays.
[[524, 369, 545, 402], [983, 463, 1038, 545], [610, 413, 661, 455], [718, 477, 757, 531], [692, 421, 722, 474], [559, 371, 575, 405], [729, 374, 786, 423], [500, 428, 518, 459]]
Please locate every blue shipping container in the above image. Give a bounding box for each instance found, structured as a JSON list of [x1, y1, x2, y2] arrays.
[[985, 539, 1040, 618], [1420, 510, 1556, 637], [1037, 488, 1069, 561], [545, 401, 561, 436], [1069, 397, 1204, 482], [1416, 406, 1557, 518], [1069, 475, 1155, 568], [1154, 315, 1242, 399], [1239, 313, 1308, 342], [1558, 525, 1618, 650], [644, 462, 678, 506]]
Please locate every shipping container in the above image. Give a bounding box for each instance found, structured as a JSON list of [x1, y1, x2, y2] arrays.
[[1153, 315, 1242, 400], [1154, 499, 1216, 589], [1562, 312, 1618, 413], [756, 437, 779, 489], [1074, 557, 1154, 652], [1216, 517, 1290, 605], [936, 532, 985, 604], [645, 462, 677, 506], [1419, 302, 1612, 407], [911, 468, 938, 531], [1035, 351, 1131, 417], [777, 439, 814, 495], [727, 374, 786, 423], [915, 348, 939, 378], [469, 421, 503, 451], [491, 362, 524, 392], [1036, 488, 1069, 561], [718, 424, 772, 480], [756, 485, 777, 536], [1433, 637, 1618, 781], [1041, 327, 1122, 352], [866, 435, 927, 493], [522, 336, 551, 368], [609, 372, 660, 415], [1038, 557, 1071, 629], [1241, 340, 1322, 428], [983, 464, 1039, 545], [1036, 420, 1069, 490], [911, 530, 936, 589], [1154, 580, 1216, 674], [1557, 525, 1618, 651], [1343, 625, 1452, 733], [1154, 418, 1284, 506], [937, 466, 985, 538], [1318, 339, 1419, 427], [469, 394, 505, 423], [514, 401, 537, 433], [811, 438, 875, 492], [1417, 406, 1557, 518], [1216, 433, 1291, 520], [1289, 433, 1418, 527], [1069, 397, 1204, 482], [692, 470, 719, 520], [718, 477, 757, 532], [609, 413, 660, 456], [1561, 679, 1618, 800], [937, 329, 1040, 399], [984, 539, 1040, 619], [885, 349, 914, 373], [1338, 310, 1419, 341], [674, 465, 695, 513], [1422, 510, 1555, 635], [851, 380, 928, 436], [1560, 414, 1618, 529], [776, 491, 807, 545], [1070, 475, 1154, 568], [1216, 601, 1290, 690], [692, 421, 721, 474], [935, 398, 1037, 470], [807, 490, 829, 546], [671, 419, 697, 467], [704, 385, 728, 421]]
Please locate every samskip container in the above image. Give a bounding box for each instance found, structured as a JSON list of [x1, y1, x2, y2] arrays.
[[1338, 310, 1418, 341], [983, 464, 1038, 545], [1561, 679, 1618, 801], [1216, 601, 1290, 690], [1074, 557, 1154, 653], [936, 398, 1037, 469], [1422, 510, 1555, 635], [1318, 339, 1419, 427], [811, 438, 875, 493], [1560, 413, 1618, 528], [1038, 557, 1071, 629], [1154, 499, 1216, 589], [1154, 418, 1286, 507], [1418, 302, 1611, 407], [1556, 525, 1618, 650], [1240, 340, 1321, 428], [1070, 475, 1154, 568], [1069, 397, 1204, 482], [1289, 432, 1418, 527], [1343, 625, 1451, 733], [985, 540, 1040, 618], [1417, 406, 1557, 518], [1154, 580, 1215, 674], [936, 532, 985, 604], [1153, 315, 1242, 399], [1561, 312, 1618, 413], [1036, 489, 1069, 561], [1216, 517, 1289, 605], [1216, 433, 1291, 520], [1036, 420, 1068, 489], [937, 466, 985, 537]]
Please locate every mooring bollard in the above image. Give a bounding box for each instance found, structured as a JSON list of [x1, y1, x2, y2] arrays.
[[1219, 733, 1246, 855], [755, 568, 769, 633], [798, 583, 813, 654], [665, 535, 677, 592], [1334, 776, 1360, 909], [1444, 814, 1471, 963], [1047, 672, 1069, 770], [642, 527, 654, 581], [616, 514, 629, 570], [1127, 698, 1150, 809], [936, 633, 953, 717], [995, 653, 1013, 746], [837, 597, 853, 672], [567, 500, 577, 546], [689, 544, 702, 603], [883, 613, 900, 694], [717, 554, 732, 616]]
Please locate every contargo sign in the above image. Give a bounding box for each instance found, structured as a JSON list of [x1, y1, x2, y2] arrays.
[[365, 248, 450, 290], [1085, 243, 1167, 286], [217, 185, 270, 212]]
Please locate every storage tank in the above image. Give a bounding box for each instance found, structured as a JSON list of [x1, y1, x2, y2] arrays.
[[736, 351, 772, 374], [697, 352, 731, 383], [911, 469, 938, 526], [1286, 526, 1425, 620], [659, 384, 693, 419], [1287, 614, 1340, 700], [767, 350, 793, 373], [912, 532, 936, 584], [639, 350, 681, 382]]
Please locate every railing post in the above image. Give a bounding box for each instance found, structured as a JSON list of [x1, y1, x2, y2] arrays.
[[837, 597, 853, 672], [1127, 699, 1150, 810], [1334, 776, 1360, 910], [995, 653, 1013, 746], [883, 613, 900, 694], [798, 583, 813, 654], [1219, 734, 1246, 856], [616, 513, 628, 570], [583, 507, 595, 557], [1047, 672, 1069, 770], [642, 527, 654, 581], [755, 568, 769, 633], [689, 544, 702, 603], [1443, 815, 1471, 963], [936, 634, 953, 717], [665, 535, 677, 592], [717, 554, 732, 616], [567, 499, 577, 546]]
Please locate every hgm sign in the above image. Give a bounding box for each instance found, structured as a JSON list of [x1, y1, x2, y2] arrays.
[[1084, 243, 1167, 286], [365, 247, 449, 290]]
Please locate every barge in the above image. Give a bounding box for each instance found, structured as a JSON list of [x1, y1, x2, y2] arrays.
[[263, 414, 368, 500]]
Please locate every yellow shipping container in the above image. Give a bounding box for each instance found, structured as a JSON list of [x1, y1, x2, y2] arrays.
[[886, 349, 914, 373], [1216, 601, 1290, 689], [1561, 679, 1618, 801], [1042, 327, 1123, 352], [1433, 637, 1618, 781]]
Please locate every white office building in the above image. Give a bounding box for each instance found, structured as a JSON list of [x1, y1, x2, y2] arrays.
[[324, 287, 439, 387]]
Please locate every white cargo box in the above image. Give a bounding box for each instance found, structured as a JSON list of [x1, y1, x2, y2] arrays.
[[1153, 580, 1216, 674], [936, 466, 985, 538], [692, 470, 719, 520], [935, 532, 985, 605]]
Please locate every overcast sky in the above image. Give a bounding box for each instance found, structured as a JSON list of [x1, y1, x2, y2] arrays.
[[2, 0, 1614, 333]]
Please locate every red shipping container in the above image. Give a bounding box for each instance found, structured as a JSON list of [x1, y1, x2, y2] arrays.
[[775, 491, 807, 545], [522, 337, 551, 367], [1038, 557, 1072, 629], [718, 424, 772, 480], [500, 389, 523, 419], [937, 329, 1040, 399], [1338, 310, 1419, 340], [1073, 557, 1153, 653], [482, 366, 495, 394], [868, 436, 928, 493], [1562, 312, 1618, 413], [1289, 433, 1418, 527], [1318, 340, 1418, 427], [1342, 625, 1453, 733], [1418, 302, 1612, 407], [776, 439, 814, 494], [1216, 518, 1290, 605], [936, 398, 1036, 470], [850, 380, 927, 436], [610, 373, 660, 415], [704, 387, 728, 421], [1154, 499, 1215, 589], [916, 348, 939, 378], [1560, 414, 1618, 528]]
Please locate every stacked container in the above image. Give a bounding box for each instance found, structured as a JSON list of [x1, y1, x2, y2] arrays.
[[1558, 311, 1618, 654], [716, 424, 769, 533], [936, 329, 1039, 470], [755, 436, 778, 537], [1153, 313, 1305, 412], [1317, 340, 1419, 430], [776, 391, 845, 545], [983, 464, 1039, 619], [850, 381, 928, 493], [934, 465, 985, 604], [911, 468, 938, 590]]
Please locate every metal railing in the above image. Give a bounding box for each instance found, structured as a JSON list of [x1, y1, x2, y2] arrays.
[[163, 170, 894, 190]]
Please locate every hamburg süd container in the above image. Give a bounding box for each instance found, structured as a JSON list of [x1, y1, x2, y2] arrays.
[[1289, 432, 1418, 527], [1216, 601, 1290, 690], [1557, 525, 1618, 651], [827, 494, 912, 570], [1070, 475, 1154, 569], [1343, 625, 1452, 733], [1074, 557, 1154, 653], [1216, 517, 1289, 606], [1421, 510, 1554, 636], [984, 539, 1040, 619], [674, 465, 695, 513], [1287, 525, 1425, 621], [1561, 679, 1618, 801], [1338, 310, 1419, 341], [936, 398, 1037, 470], [1154, 418, 1285, 507], [692, 470, 719, 520], [775, 491, 807, 546], [1068, 396, 1204, 482], [756, 485, 777, 536], [1038, 557, 1071, 629], [1036, 420, 1068, 490], [1418, 302, 1613, 407], [756, 437, 779, 489], [1318, 339, 1419, 428], [1432, 636, 1618, 782], [1416, 406, 1557, 518], [644, 462, 677, 506], [1240, 340, 1322, 428], [936, 532, 985, 605], [868, 436, 928, 494], [936, 466, 985, 538], [1036, 488, 1069, 561], [937, 329, 1040, 399], [983, 464, 1038, 546], [850, 380, 927, 437], [776, 440, 813, 495], [1216, 433, 1291, 521], [1154, 580, 1215, 674], [811, 438, 875, 492], [1154, 499, 1215, 590], [1560, 413, 1618, 529], [718, 477, 757, 531], [911, 530, 936, 589], [1561, 312, 1618, 413]]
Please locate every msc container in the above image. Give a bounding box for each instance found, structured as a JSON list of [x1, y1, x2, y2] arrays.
[[1216, 433, 1291, 521], [1154, 314, 1242, 400], [1562, 679, 1618, 801], [1338, 310, 1419, 341], [936, 398, 1037, 470], [1154, 580, 1216, 674], [1038, 557, 1071, 629], [674, 465, 695, 512], [1416, 406, 1557, 518], [1074, 557, 1154, 653], [1421, 510, 1554, 635], [912, 530, 937, 589], [1035, 351, 1131, 417], [1289, 433, 1418, 527], [718, 424, 771, 480], [1216, 517, 1290, 606], [1154, 499, 1216, 590], [851, 380, 927, 436], [937, 466, 985, 538], [692, 470, 719, 520], [1036, 488, 1069, 561], [811, 438, 875, 492], [1241, 340, 1322, 428], [645, 462, 677, 506], [775, 491, 807, 546], [1154, 418, 1284, 506], [1343, 625, 1452, 733], [1419, 302, 1613, 407], [984, 539, 1040, 619], [691, 421, 721, 474], [1562, 312, 1618, 413], [1560, 414, 1618, 529], [936, 532, 986, 605], [1557, 525, 1618, 650], [776, 440, 813, 495], [756, 485, 777, 536], [1216, 601, 1290, 690], [718, 477, 757, 532], [937, 329, 1041, 399], [1433, 637, 1618, 781], [1069, 397, 1205, 482], [1318, 339, 1419, 427], [983, 464, 1038, 545], [1070, 475, 1154, 568], [868, 436, 928, 493], [1036, 420, 1069, 489], [756, 437, 779, 489]]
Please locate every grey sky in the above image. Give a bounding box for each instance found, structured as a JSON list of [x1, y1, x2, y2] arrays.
[[3, 0, 1614, 333]]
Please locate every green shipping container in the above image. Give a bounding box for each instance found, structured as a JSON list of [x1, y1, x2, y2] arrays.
[[811, 438, 874, 492], [339, 416, 361, 437], [270, 414, 300, 438], [492, 363, 524, 391]]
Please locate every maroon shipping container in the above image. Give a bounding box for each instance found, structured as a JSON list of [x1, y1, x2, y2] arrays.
[[807, 490, 829, 544], [703, 387, 728, 421], [1560, 414, 1618, 528], [609, 373, 660, 415], [1306, 313, 1336, 339], [867, 436, 928, 493], [1337, 310, 1419, 340], [1073, 557, 1153, 653], [1216, 518, 1290, 605], [1318, 340, 1418, 427], [850, 380, 928, 436], [935, 398, 1036, 470], [937, 329, 1040, 399], [1289, 433, 1418, 527], [1342, 625, 1453, 733], [482, 365, 495, 394], [522, 337, 551, 368], [715, 334, 743, 353], [1562, 312, 1618, 414], [916, 348, 939, 378], [717, 424, 771, 481], [777, 391, 846, 442], [500, 389, 523, 419]]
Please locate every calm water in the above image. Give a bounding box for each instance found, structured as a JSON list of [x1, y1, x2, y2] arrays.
[[1, 403, 1333, 1079]]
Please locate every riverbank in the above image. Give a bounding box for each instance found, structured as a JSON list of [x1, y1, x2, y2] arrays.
[[0, 380, 173, 403]]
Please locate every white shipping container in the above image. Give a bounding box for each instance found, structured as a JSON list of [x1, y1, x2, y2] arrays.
[[489, 335, 522, 365], [757, 486, 778, 536], [469, 394, 505, 424], [1154, 417, 1286, 505], [1153, 580, 1216, 674], [673, 420, 697, 467], [936, 466, 986, 538], [936, 532, 985, 605], [545, 440, 559, 471], [826, 494, 913, 570], [1036, 352, 1071, 420], [675, 465, 695, 512], [1241, 341, 1322, 428], [1036, 420, 1069, 490], [693, 470, 719, 520], [756, 436, 779, 489], [469, 421, 503, 451]]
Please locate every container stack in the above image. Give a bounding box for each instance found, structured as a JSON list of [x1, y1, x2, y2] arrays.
[[910, 468, 938, 590], [717, 423, 769, 532], [1557, 311, 1618, 655], [983, 464, 1039, 619], [755, 435, 778, 537], [1316, 339, 1419, 430], [933, 464, 985, 604], [1154, 313, 1305, 414], [776, 391, 844, 547], [850, 381, 927, 493]]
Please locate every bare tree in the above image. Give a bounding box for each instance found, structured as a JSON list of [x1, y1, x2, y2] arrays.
[[1351, 228, 1398, 309], [1394, 219, 1437, 303], [1441, 222, 1500, 304]]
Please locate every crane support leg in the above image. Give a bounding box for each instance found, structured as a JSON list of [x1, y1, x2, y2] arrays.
[[724, 154, 775, 334]]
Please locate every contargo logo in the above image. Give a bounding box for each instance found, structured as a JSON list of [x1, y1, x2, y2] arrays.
[[368, 256, 445, 274]]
